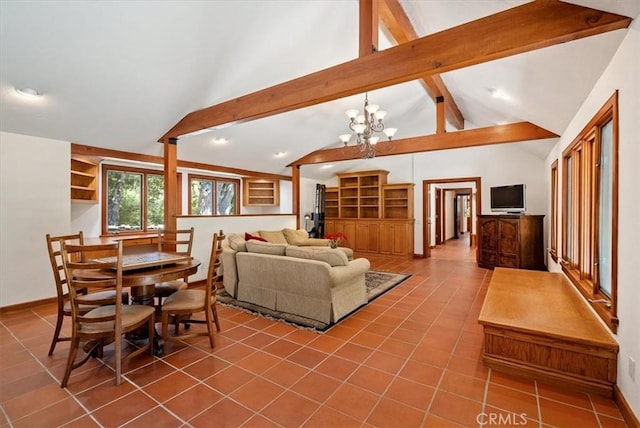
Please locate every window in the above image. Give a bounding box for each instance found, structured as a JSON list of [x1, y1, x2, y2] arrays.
[[102, 165, 181, 234], [188, 174, 239, 215], [561, 91, 618, 332], [549, 160, 558, 262]]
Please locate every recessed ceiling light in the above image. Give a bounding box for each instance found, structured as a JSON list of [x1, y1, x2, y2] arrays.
[[15, 87, 42, 98], [274, 151, 286, 157], [490, 88, 510, 100], [322, 164, 333, 169], [212, 137, 228, 144]]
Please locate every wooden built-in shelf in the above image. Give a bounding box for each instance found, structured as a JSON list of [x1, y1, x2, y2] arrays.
[[71, 157, 98, 203], [243, 178, 279, 206]]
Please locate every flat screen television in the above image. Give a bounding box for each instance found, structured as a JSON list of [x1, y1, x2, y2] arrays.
[[490, 184, 526, 213]]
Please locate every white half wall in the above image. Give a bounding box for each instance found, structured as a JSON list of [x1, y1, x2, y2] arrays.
[[0, 132, 71, 306]]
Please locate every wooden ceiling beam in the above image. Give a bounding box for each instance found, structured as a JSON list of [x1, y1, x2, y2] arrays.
[[290, 122, 558, 165], [359, 0, 379, 56], [379, 0, 465, 130], [161, 1, 630, 140]]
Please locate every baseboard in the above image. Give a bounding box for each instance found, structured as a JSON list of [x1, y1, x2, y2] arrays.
[[0, 296, 57, 314], [614, 385, 640, 427]]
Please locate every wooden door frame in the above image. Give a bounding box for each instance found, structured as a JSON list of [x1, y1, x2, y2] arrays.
[[422, 177, 482, 258]]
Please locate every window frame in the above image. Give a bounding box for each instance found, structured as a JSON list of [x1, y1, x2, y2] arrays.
[[560, 91, 619, 332], [550, 160, 558, 262], [187, 173, 240, 216], [101, 164, 181, 236]]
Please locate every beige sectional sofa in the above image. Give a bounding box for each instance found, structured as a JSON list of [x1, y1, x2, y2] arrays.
[[221, 229, 369, 324]]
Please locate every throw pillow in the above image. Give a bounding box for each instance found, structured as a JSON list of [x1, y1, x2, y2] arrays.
[[228, 234, 248, 252], [282, 228, 310, 246], [285, 246, 349, 267], [246, 240, 288, 256], [258, 230, 288, 244], [245, 232, 267, 242]]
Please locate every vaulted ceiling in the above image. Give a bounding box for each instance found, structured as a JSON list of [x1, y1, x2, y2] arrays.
[[1, 1, 637, 180]]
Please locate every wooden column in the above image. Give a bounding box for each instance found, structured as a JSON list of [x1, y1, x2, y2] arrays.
[[292, 164, 300, 228], [436, 96, 446, 134], [163, 137, 178, 231], [359, 0, 379, 56]]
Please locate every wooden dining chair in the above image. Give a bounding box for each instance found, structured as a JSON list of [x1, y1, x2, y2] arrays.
[[59, 241, 155, 387], [154, 227, 194, 307], [160, 232, 223, 349], [46, 232, 128, 356]]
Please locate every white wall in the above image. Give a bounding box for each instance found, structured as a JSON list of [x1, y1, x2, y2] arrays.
[[444, 190, 455, 240], [546, 17, 640, 416], [0, 132, 71, 306]]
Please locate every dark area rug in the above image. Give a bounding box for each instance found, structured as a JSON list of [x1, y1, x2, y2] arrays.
[[216, 270, 411, 332]]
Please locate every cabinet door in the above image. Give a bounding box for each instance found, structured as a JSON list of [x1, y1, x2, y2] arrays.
[[498, 219, 520, 267], [324, 220, 335, 236], [355, 223, 370, 252], [391, 224, 407, 256], [379, 223, 392, 254], [334, 221, 356, 248]]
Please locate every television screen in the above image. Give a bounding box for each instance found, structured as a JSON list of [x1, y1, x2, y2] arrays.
[[490, 184, 525, 213]]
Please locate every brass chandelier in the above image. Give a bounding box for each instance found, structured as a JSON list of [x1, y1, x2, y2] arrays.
[[339, 93, 397, 159]]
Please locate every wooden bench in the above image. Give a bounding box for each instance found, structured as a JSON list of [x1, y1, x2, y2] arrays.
[[478, 268, 618, 396]]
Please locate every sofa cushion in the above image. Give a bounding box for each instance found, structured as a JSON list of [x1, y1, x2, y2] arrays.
[[258, 230, 288, 244], [228, 234, 247, 252], [283, 228, 311, 246], [246, 240, 287, 256], [245, 232, 267, 242], [285, 246, 349, 267]]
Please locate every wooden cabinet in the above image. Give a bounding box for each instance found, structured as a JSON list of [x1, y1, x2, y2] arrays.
[[243, 178, 279, 206], [326, 218, 414, 258], [382, 183, 414, 219], [380, 220, 414, 257], [71, 157, 98, 203], [477, 215, 545, 270], [325, 219, 356, 248], [325, 187, 339, 218], [338, 170, 387, 219]]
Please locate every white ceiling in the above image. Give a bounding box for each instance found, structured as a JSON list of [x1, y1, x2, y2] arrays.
[[1, 1, 637, 181]]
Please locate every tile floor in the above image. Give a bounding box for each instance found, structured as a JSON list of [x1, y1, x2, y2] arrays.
[[0, 236, 629, 427]]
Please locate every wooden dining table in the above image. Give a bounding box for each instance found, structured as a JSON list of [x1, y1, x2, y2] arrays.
[[77, 251, 201, 354]]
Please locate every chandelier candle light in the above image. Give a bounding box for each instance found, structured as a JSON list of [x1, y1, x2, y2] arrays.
[[339, 94, 397, 159]]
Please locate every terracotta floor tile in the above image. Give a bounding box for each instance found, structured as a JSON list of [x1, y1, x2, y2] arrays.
[[486, 382, 539, 420], [347, 365, 394, 395], [333, 342, 374, 363], [121, 406, 184, 427], [591, 393, 626, 419], [325, 324, 359, 341], [163, 383, 224, 421], [74, 379, 137, 411], [315, 355, 365, 381], [302, 405, 361, 428], [204, 365, 256, 395], [307, 334, 344, 354], [262, 338, 300, 358], [411, 346, 452, 368], [536, 381, 593, 410], [285, 328, 320, 345], [325, 383, 379, 420], [363, 350, 406, 375], [398, 360, 443, 387], [597, 413, 629, 427], [230, 377, 285, 411], [262, 359, 310, 388], [539, 397, 600, 427], [440, 369, 487, 402], [286, 346, 328, 369], [124, 360, 176, 387], [243, 413, 282, 428], [236, 350, 281, 375], [161, 345, 209, 368], [489, 370, 537, 395], [423, 413, 466, 427], [212, 342, 256, 363], [291, 371, 342, 404], [221, 325, 258, 341], [11, 397, 87, 428], [143, 371, 199, 403], [241, 331, 279, 349], [384, 376, 435, 410], [349, 330, 387, 349], [367, 396, 426, 427], [183, 354, 230, 379], [429, 390, 483, 427], [90, 390, 157, 427], [260, 391, 320, 427], [189, 397, 254, 427], [1, 382, 69, 421], [61, 414, 102, 427], [447, 353, 489, 380], [262, 321, 297, 337]]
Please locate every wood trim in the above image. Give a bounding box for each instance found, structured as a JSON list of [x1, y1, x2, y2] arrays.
[[291, 122, 557, 166], [614, 385, 640, 428], [550, 159, 558, 262], [164, 138, 178, 231], [0, 297, 58, 314], [379, 0, 464, 130], [187, 173, 241, 215], [71, 143, 290, 182], [359, 0, 378, 56], [161, 1, 630, 140], [422, 177, 481, 258]]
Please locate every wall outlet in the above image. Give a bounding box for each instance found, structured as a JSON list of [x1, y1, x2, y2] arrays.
[[630, 357, 636, 381]]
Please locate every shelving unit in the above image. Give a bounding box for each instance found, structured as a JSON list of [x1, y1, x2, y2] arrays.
[[243, 178, 279, 206], [70, 157, 98, 203], [325, 187, 339, 218], [382, 183, 414, 219], [338, 170, 387, 219]]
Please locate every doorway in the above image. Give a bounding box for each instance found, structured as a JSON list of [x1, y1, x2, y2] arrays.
[[422, 177, 482, 258]]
